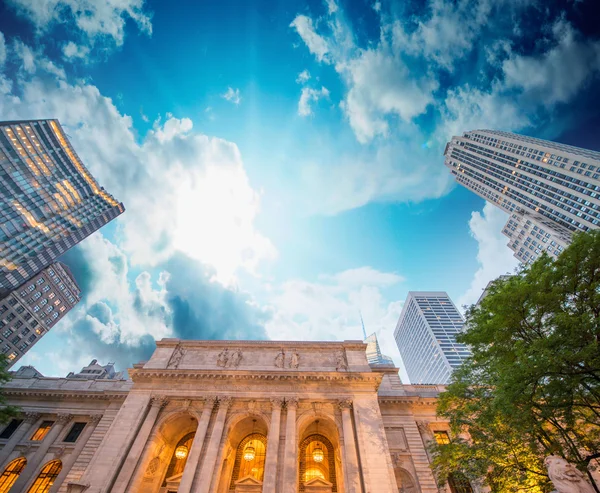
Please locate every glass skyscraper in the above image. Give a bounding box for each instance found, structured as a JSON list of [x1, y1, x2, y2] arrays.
[[444, 129, 600, 263], [0, 119, 124, 291], [394, 292, 470, 384]]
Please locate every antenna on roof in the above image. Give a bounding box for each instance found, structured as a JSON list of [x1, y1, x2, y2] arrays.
[[359, 310, 367, 340]]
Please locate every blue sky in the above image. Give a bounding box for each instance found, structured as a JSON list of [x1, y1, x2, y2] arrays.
[[1, 0, 599, 380]]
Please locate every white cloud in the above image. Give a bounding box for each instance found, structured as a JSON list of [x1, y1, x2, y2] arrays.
[[320, 267, 404, 287], [502, 19, 600, 105], [298, 86, 329, 116], [62, 41, 91, 60], [325, 0, 338, 14], [0, 43, 275, 285], [6, 0, 152, 46], [290, 15, 330, 63], [0, 32, 6, 67], [296, 69, 311, 84], [458, 203, 519, 308], [222, 87, 241, 105]]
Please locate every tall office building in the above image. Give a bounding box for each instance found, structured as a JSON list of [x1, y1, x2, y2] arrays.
[[394, 292, 470, 384], [444, 130, 600, 263], [0, 262, 80, 367], [0, 119, 124, 291], [364, 332, 395, 366]]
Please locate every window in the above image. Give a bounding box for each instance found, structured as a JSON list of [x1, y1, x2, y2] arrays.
[[0, 457, 27, 492], [448, 472, 474, 493], [0, 419, 23, 439], [26, 459, 61, 493], [36, 278, 45, 285], [162, 432, 196, 487], [63, 422, 86, 443], [30, 421, 54, 441], [48, 293, 55, 300], [434, 430, 451, 445], [42, 286, 50, 293]]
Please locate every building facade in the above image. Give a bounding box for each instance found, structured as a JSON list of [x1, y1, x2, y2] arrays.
[[0, 262, 81, 368], [0, 339, 479, 493], [444, 129, 600, 262], [0, 119, 124, 291], [394, 292, 470, 385]]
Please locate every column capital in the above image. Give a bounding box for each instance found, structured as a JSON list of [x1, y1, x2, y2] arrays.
[[270, 397, 285, 409], [24, 412, 42, 423], [203, 395, 219, 408], [337, 399, 353, 410], [218, 396, 233, 410], [285, 397, 299, 409], [150, 395, 169, 409], [89, 414, 103, 425], [56, 413, 73, 425]]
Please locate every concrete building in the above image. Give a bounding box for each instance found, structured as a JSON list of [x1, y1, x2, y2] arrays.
[[0, 119, 124, 291], [0, 339, 479, 493], [394, 292, 471, 385], [444, 129, 600, 263], [0, 262, 81, 368]]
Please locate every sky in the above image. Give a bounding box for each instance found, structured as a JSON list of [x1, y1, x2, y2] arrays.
[[1, 0, 600, 381]]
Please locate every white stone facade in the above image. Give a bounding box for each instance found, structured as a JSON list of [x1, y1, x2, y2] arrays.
[[0, 339, 456, 493]]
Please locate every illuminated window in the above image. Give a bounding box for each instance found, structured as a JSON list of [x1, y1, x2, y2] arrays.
[[26, 459, 61, 493], [434, 431, 451, 445], [162, 432, 195, 486], [299, 434, 337, 492], [0, 457, 27, 493], [30, 421, 54, 441], [229, 432, 267, 488]]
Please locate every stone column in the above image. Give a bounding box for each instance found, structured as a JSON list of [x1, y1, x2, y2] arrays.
[[262, 397, 284, 493], [338, 400, 362, 493], [0, 412, 41, 467], [12, 413, 72, 493], [178, 396, 218, 493], [194, 396, 232, 493], [49, 415, 103, 493], [111, 395, 168, 493], [281, 398, 298, 493]]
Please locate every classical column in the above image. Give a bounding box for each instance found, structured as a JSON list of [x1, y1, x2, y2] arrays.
[[338, 400, 362, 493], [178, 396, 218, 493], [194, 396, 233, 493], [49, 414, 103, 493], [281, 398, 298, 493], [0, 412, 41, 467], [262, 397, 284, 493], [111, 395, 168, 493], [11, 413, 72, 493]]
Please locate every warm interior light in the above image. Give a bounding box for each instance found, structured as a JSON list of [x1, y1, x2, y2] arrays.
[[244, 445, 256, 462], [175, 445, 188, 460], [312, 446, 324, 463]]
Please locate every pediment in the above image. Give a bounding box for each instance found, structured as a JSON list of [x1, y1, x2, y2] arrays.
[[305, 477, 333, 487], [235, 475, 263, 485]]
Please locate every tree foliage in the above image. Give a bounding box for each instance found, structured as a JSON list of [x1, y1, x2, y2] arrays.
[[431, 230, 600, 493], [0, 354, 18, 424]]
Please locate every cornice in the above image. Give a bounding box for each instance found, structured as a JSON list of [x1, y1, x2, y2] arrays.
[[130, 369, 383, 387], [2, 389, 129, 400], [155, 339, 367, 350], [377, 395, 439, 406]]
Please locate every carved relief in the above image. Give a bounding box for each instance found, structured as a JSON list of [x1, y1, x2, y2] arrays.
[[274, 349, 285, 368], [270, 397, 285, 409], [335, 351, 348, 371], [545, 456, 596, 493], [230, 349, 243, 368], [24, 412, 42, 424], [150, 395, 168, 409], [289, 350, 300, 369], [217, 349, 230, 367], [89, 414, 103, 425], [219, 396, 233, 409], [337, 399, 353, 410], [167, 344, 186, 369], [56, 413, 73, 425], [286, 397, 299, 409], [144, 457, 161, 477]]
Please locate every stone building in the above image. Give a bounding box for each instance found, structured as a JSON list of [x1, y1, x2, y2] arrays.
[[0, 339, 471, 493]]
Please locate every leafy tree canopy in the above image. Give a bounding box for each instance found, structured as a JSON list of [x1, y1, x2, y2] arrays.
[[431, 230, 600, 493]]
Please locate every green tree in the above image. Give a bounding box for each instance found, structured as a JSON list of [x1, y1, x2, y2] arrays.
[[431, 230, 600, 493], [0, 354, 18, 424]]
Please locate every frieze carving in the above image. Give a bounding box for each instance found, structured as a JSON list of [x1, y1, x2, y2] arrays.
[[270, 397, 285, 408], [217, 349, 229, 367], [89, 414, 103, 425], [167, 344, 186, 369], [335, 350, 348, 371], [274, 349, 285, 368], [337, 399, 353, 410], [230, 349, 243, 368], [56, 413, 73, 425], [285, 397, 299, 409], [24, 412, 42, 424], [289, 350, 299, 369], [150, 396, 168, 409], [204, 395, 219, 408], [219, 396, 233, 409]]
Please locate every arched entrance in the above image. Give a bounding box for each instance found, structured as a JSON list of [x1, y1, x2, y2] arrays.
[[299, 433, 337, 492], [394, 467, 417, 493]]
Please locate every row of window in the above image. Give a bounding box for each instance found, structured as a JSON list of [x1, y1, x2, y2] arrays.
[[0, 418, 87, 443]]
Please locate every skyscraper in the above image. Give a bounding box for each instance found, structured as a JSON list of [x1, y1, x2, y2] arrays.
[[444, 129, 600, 263], [394, 292, 470, 384], [0, 119, 124, 291], [0, 262, 80, 367], [364, 332, 395, 366]]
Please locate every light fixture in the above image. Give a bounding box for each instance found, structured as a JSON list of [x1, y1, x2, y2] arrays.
[[175, 445, 188, 460], [313, 420, 324, 463], [244, 419, 257, 462]]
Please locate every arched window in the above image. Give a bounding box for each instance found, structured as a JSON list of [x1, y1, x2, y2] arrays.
[[26, 459, 62, 493], [0, 457, 27, 493], [229, 432, 267, 488], [448, 472, 474, 493], [299, 434, 337, 492], [162, 432, 196, 486]]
